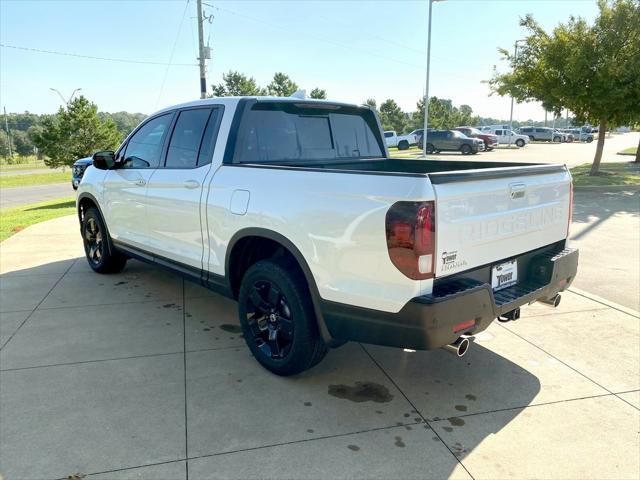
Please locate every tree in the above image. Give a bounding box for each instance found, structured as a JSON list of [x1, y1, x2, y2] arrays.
[[267, 72, 298, 97], [0, 130, 13, 159], [100, 111, 147, 138], [310, 88, 327, 99], [211, 70, 263, 97], [363, 98, 377, 110], [489, 0, 640, 174], [31, 96, 121, 169], [413, 97, 476, 130], [378, 99, 406, 133], [11, 130, 34, 156]]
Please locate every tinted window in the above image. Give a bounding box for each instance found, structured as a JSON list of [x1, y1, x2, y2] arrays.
[[384, 132, 393, 138], [124, 113, 173, 169], [233, 103, 384, 163], [197, 108, 223, 166], [166, 109, 211, 168]]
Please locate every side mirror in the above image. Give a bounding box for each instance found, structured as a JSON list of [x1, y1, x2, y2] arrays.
[[92, 151, 116, 170]]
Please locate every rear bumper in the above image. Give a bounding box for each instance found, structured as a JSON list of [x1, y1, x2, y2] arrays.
[[322, 246, 578, 351]]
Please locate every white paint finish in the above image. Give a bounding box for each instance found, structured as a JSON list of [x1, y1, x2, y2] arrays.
[[206, 165, 433, 312], [230, 189, 250, 215], [144, 164, 214, 268], [101, 168, 156, 248], [433, 170, 571, 277]]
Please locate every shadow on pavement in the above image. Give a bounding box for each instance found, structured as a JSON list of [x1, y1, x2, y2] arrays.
[[1, 256, 542, 478], [571, 188, 639, 241]]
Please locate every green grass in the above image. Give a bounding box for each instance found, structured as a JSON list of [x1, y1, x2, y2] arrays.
[[0, 197, 75, 242], [570, 161, 640, 187], [388, 146, 423, 157], [0, 171, 69, 188], [618, 147, 638, 156]]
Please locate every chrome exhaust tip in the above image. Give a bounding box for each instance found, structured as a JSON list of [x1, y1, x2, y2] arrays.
[[442, 336, 471, 358], [540, 294, 562, 308]]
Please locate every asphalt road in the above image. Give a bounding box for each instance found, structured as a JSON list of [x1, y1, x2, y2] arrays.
[[0, 182, 72, 209]]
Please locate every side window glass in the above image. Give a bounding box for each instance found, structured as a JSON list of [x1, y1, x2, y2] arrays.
[[166, 109, 211, 168], [198, 108, 223, 166], [123, 113, 172, 169]]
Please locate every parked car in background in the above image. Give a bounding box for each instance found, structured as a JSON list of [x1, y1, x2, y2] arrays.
[[564, 128, 594, 143], [477, 125, 509, 132], [384, 131, 418, 150], [488, 128, 530, 148], [77, 96, 578, 374], [518, 127, 565, 143], [418, 130, 484, 154], [72, 157, 93, 190], [453, 127, 498, 151], [556, 129, 573, 142]]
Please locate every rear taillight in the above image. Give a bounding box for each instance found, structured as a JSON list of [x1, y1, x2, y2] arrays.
[[386, 201, 435, 280], [567, 182, 574, 237]]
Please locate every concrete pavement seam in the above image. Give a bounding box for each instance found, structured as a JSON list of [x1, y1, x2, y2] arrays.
[[568, 287, 640, 318], [358, 342, 476, 480], [0, 345, 242, 372], [0, 258, 76, 352], [497, 322, 619, 396], [182, 278, 190, 480], [613, 393, 640, 412]]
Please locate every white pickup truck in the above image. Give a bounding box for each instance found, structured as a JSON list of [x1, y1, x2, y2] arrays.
[[384, 130, 418, 150], [77, 97, 578, 375]]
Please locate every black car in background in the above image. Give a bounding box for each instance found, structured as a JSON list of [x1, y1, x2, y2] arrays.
[[72, 157, 92, 190], [418, 130, 484, 155]]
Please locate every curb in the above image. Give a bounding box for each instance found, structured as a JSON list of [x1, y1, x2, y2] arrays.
[[568, 287, 640, 318]]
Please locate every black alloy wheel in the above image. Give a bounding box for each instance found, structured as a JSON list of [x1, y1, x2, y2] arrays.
[[84, 216, 104, 266], [245, 280, 294, 359]]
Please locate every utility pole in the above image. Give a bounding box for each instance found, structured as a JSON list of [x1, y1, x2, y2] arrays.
[[197, 0, 207, 99], [508, 39, 525, 148], [3, 106, 12, 159]]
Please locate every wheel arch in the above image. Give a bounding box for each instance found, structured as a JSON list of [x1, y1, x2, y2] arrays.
[[77, 192, 116, 256], [225, 228, 333, 344]]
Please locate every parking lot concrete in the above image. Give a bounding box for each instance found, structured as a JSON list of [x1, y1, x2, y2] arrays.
[[1, 212, 639, 479]]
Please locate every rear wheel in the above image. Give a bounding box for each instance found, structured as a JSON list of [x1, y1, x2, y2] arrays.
[[586, 137, 594, 143], [515, 139, 525, 148], [238, 259, 327, 376], [553, 136, 561, 143], [398, 140, 409, 150], [82, 208, 127, 274], [460, 144, 471, 155]]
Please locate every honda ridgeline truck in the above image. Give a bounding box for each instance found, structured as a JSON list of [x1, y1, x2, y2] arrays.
[[77, 97, 578, 375]]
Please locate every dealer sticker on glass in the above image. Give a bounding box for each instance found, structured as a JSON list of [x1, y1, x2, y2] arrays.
[[491, 260, 518, 291]]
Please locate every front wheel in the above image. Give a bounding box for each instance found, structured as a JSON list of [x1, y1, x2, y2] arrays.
[[460, 144, 471, 155], [82, 207, 127, 273], [238, 259, 327, 376], [553, 136, 561, 143], [587, 137, 594, 143], [516, 139, 525, 148], [425, 143, 435, 154], [398, 140, 409, 150]]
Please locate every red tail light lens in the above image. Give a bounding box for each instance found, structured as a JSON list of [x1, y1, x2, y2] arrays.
[[567, 182, 574, 237], [386, 201, 435, 280]]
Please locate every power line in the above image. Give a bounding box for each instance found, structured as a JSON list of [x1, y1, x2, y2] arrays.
[[155, 0, 192, 108], [0, 43, 198, 67]]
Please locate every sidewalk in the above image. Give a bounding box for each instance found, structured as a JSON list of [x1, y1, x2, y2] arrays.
[[0, 215, 638, 479]]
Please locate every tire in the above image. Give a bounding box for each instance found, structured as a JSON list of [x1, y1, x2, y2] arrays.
[[81, 207, 127, 274], [587, 137, 594, 143], [553, 136, 561, 143], [398, 140, 409, 150], [238, 259, 327, 376], [425, 143, 435, 154], [460, 144, 471, 155], [528, 136, 535, 141], [515, 139, 525, 148]]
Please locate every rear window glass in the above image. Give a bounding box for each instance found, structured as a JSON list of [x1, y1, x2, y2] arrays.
[[233, 102, 384, 163]]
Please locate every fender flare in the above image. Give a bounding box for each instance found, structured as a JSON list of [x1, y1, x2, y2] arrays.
[[225, 227, 333, 344]]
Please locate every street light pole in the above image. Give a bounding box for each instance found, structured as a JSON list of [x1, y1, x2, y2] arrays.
[[508, 39, 525, 147], [49, 87, 82, 106], [422, 0, 445, 156]]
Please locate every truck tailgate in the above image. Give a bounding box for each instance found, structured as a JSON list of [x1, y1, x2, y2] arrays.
[[429, 165, 572, 278]]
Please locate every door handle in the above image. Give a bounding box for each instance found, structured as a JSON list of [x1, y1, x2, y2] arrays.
[[132, 178, 146, 186], [184, 180, 200, 189]]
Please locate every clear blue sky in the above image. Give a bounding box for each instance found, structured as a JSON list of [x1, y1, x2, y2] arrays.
[[1, 0, 599, 121]]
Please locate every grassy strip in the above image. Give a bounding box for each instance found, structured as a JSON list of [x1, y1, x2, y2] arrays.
[[388, 146, 422, 157], [0, 197, 76, 242], [0, 171, 69, 188], [617, 147, 638, 156], [570, 161, 640, 187]]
